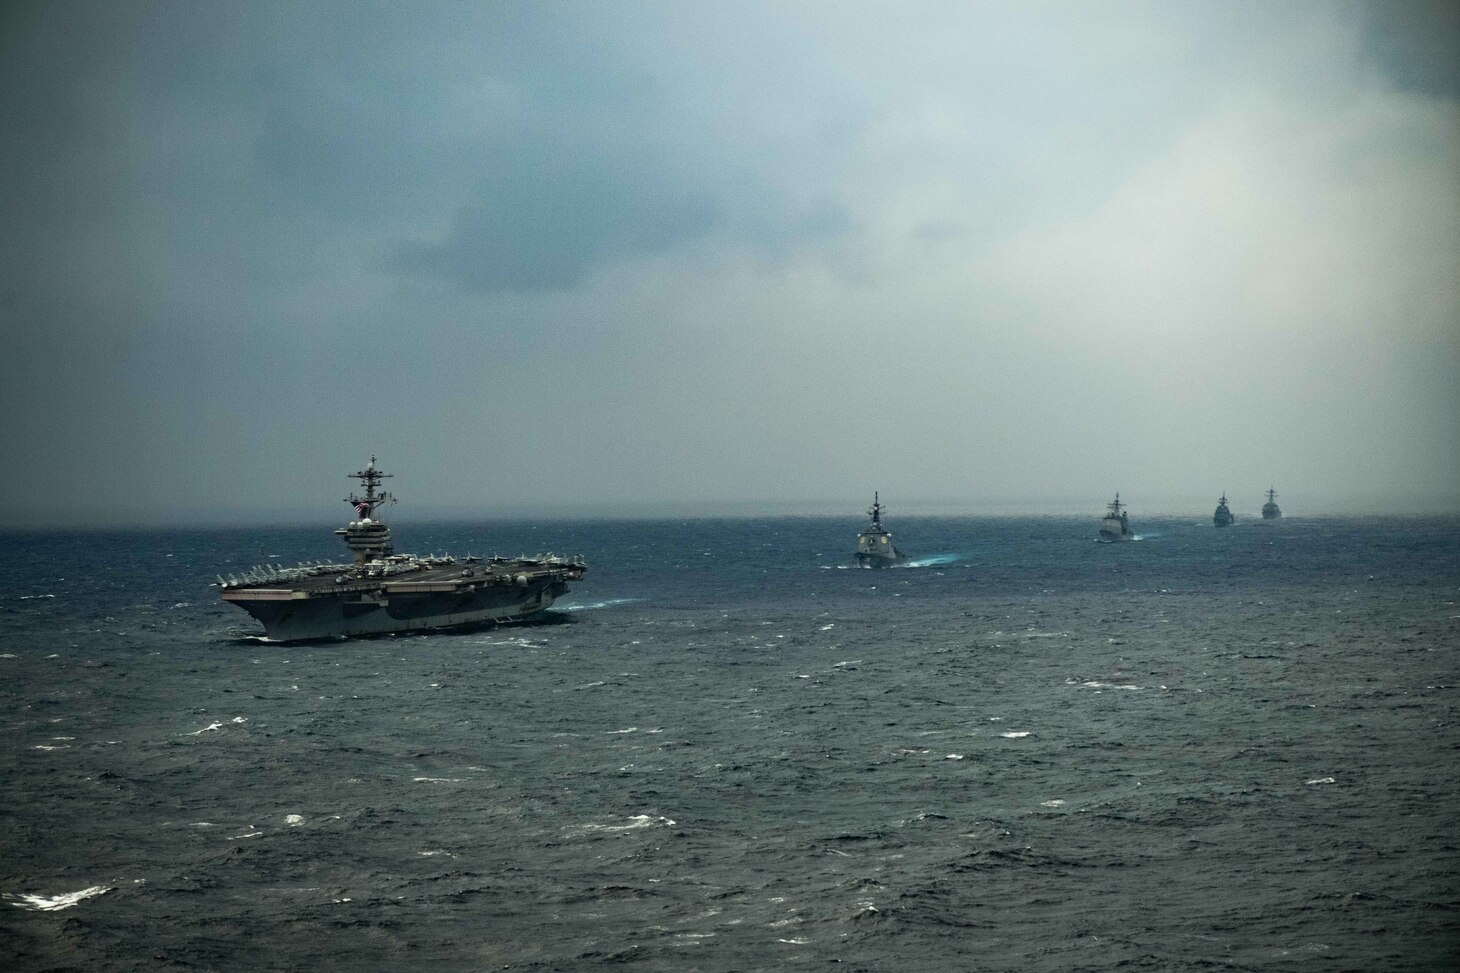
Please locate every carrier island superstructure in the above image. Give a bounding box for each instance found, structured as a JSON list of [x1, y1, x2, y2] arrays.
[[218, 457, 584, 641]]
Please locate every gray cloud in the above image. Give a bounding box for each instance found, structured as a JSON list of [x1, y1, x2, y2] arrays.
[[2, 1, 1456, 524], [388, 138, 720, 292]]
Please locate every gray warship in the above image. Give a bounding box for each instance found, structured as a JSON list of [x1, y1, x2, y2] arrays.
[[855, 492, 908, 568], [1213, 493, 1235, 527], [218, 457, 585, 641], [1261, 487, 1282, 520], [1098, 493, 1134, 542]]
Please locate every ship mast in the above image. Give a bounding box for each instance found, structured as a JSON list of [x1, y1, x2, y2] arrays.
[[1107, 492, 1124, 517], [868, 492, 885, 529], [1266, 487, 1278, 504], [346, 455, 394, 521]]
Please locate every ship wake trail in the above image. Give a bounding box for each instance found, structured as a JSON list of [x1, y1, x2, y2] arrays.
[[900, 554, 963, 568], [557, 598, 642, 612]]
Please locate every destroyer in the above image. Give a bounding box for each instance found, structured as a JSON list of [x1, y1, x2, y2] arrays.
[[855, 492, 908, 568], [1261, 487, 1282, 520], [218, 457, 584, 641], [1213, 493, 1235, 527], [1098, 493, 1134, 542]]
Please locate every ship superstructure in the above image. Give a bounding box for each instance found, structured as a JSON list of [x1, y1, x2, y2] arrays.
[[1098, 493, 1134, 542], [1262, 487, 1282, 520], [1213, 493, 1235, 527], [218, 457, 584, 641], [855, 492, 908, 568]]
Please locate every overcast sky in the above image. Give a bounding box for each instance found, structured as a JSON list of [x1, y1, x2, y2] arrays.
[[3, 0, 1457, 525]]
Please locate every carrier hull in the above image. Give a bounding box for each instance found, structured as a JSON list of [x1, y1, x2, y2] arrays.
[[224, 574, 571, 642]]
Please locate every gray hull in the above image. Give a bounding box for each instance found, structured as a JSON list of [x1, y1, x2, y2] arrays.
[[855, 552, 906, 568], [229, 577, 569, 642], [1098, 529, 1132, 542]]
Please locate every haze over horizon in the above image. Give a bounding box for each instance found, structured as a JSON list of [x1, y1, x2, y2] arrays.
[[4, 1, 1457, 528]]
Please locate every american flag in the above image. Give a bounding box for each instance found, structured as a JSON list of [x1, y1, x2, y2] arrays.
[[355, 501, 370, 516]]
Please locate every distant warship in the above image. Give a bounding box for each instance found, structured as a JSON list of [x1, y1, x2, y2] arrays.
[[1213, 493, 1235, 527], [1262, 487, 1282, 520], [218, 457, 585, 641], [1098, 493, 1134, 542], [855, 493, 907, 568]]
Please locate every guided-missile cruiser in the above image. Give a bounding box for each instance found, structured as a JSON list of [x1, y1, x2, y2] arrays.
[[1098, 493, 1134, 542], [218, 457, 584, 641], [855, 492, 908, 568], [1261, 487, 1282, 520]]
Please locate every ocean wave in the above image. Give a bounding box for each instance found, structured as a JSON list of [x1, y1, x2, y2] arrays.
[[4, 885, 112, 912]]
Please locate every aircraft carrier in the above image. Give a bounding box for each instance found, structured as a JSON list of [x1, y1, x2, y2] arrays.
[[218, 457, 585, 641]]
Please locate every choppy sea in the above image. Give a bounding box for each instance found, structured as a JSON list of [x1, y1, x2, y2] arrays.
[[2, 515, 1458, 971]]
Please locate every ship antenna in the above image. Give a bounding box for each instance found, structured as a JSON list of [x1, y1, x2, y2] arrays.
[[869, 491, 884, 528], [346, 453, 395, 521]]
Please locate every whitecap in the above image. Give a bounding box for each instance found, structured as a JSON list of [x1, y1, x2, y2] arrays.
[[233, 831, 263, 839], [412, 777, 464, 783], [945, 753, 966, 760], [574, 814, 675, 833], [999, 731, 1031, 739], [608, 727, 639, 734], [5, 885, 111, 911], [820, 624, 836, 631], [1306, 777, 1336, 785], [1040, 799, 1066, 808], [285, 814, 304, 826]]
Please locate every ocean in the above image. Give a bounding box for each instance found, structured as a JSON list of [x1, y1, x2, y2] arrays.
[[2, 514, 1457, 971]]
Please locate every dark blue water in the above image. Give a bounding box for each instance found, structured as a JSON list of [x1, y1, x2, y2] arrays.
[[2, 516, 1458, 971]]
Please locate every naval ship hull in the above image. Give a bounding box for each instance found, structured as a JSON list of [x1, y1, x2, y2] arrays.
[[1097, 529, 1132, 543], [225, 574, 571, 642], [855, 552, 907, 569]]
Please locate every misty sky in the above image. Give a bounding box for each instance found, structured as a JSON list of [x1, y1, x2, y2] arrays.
[[3, 0, 1457, 525]]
